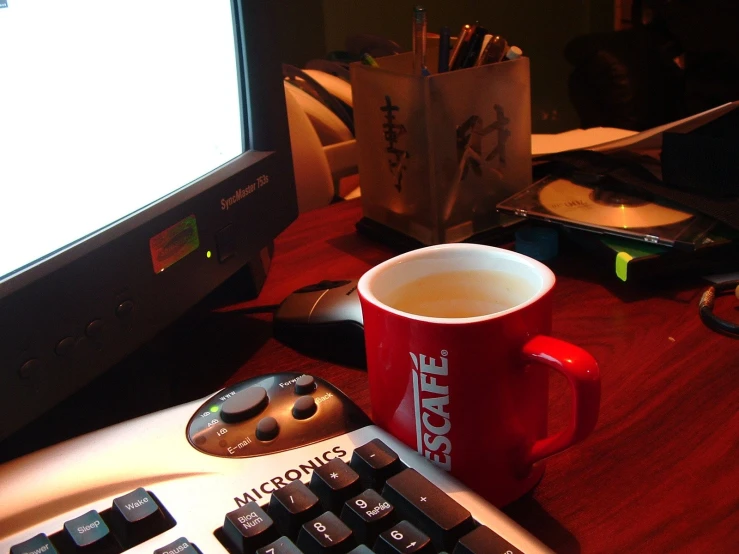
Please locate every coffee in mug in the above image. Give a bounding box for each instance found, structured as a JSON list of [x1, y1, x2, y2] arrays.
[[382, 269, 536, 318]]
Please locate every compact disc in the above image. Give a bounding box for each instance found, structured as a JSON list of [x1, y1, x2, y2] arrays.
[[539, 178, 692, 229]]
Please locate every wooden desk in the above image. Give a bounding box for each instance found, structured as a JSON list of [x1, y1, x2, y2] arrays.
[[223, 198, 739, 553]]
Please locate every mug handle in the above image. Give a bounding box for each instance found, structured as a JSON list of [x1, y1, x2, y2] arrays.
[[520, 335, 601, 466]]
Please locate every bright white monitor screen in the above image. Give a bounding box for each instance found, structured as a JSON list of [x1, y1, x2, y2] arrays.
[[0, 0, 243, 282]]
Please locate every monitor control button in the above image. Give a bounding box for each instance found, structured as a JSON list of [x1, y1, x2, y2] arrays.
[[19, 358, 42, 379], [215, 224, 236, 263], [116, 300, 135, 319], [55, 336, 77, 356], [85, 319, 105, 339]]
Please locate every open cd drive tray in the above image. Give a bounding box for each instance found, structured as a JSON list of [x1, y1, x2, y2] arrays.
[[497, 172, 717, 250]]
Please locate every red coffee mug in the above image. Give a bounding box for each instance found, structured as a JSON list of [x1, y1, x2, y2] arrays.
[[357, 244, 600, 507]]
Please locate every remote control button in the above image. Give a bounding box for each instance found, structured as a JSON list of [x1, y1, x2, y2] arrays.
[[374, 520, 434, 554], [154, 537, 202, 554], [310, 458, 363, 513], [453, 525, 524, 554], [292, 395, 317, 420], [223, 502, 279, 554], [340, 489, 397, 546], [10, 534, 59, 554], [350, 439, 406, 491], [381, 469, 475, 552], [296, 511, 355, 554], [256, 416, 280, 441], [63, 510, 116, 552], [268, 479, 323, 539], [295, 374, 316, 395], [221, 386, 269, 423], [110, 488, 169, 548], [256, 537, 302, 554]]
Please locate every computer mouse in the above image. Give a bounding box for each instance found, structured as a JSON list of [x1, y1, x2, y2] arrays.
[[272, 279, 366, 368]]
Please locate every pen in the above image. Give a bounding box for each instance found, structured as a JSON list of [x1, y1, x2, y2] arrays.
[[412, 5, 427, 75], [448, 24, 471, 70], [505, 45, 523, 60], [438, 25, 450, 72], [459, 26, 488, 69], [480, 34, 508, 65], [474, 33, 493, 66]]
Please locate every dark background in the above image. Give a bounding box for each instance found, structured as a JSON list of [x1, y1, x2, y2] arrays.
[[273, 0, 618, 134]]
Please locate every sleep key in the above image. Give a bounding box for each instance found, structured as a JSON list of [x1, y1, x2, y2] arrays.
[[63, 510, 112, 548], [10, 534, 59, 554]]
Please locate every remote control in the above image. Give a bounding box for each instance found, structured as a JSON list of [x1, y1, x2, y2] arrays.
[[0, 373, 552, 554]]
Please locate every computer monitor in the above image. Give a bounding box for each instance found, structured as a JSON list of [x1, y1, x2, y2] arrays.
[[0, 0, 298, 442]]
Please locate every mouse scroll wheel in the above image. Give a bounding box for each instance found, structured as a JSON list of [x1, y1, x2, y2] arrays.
[[295, 280, 351, 293]]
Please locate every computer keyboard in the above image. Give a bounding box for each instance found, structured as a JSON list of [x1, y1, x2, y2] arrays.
[[1, 373, 552, 554]]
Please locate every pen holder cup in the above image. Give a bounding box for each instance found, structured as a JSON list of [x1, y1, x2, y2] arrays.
[[351, 53, 531, 245]]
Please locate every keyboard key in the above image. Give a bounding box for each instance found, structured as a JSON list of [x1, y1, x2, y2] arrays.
[[10, 534, 59, 554], [374, 520, 434, 554], [223, 502, 280, 554], [310, 458, 363, 513], [256, 417, 280, 441], [154, 537, 202, 554], [256, 536, 303, 554], [349, 439, 406, 492], [221, 386, 269, 423], [347, 546, 373, 554], [340, 489, 397, 545], [296, 511, 356, 554], [294, 374, 317, 395], [110, 488, 169, 547], [453, 525, 524, 554], [268, 479, 324, 539], [63, 510, 119, 554], [381, 469, 475, 552], [292, 396, 317, 420]]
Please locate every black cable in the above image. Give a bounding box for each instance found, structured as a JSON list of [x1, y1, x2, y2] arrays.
[[698, 280, 739, 338], [213, 305, 280, 316]]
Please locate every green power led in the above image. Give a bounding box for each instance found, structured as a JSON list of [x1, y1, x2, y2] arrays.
[[210, 406, 219, 413], [206, 250, 212, 259]]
